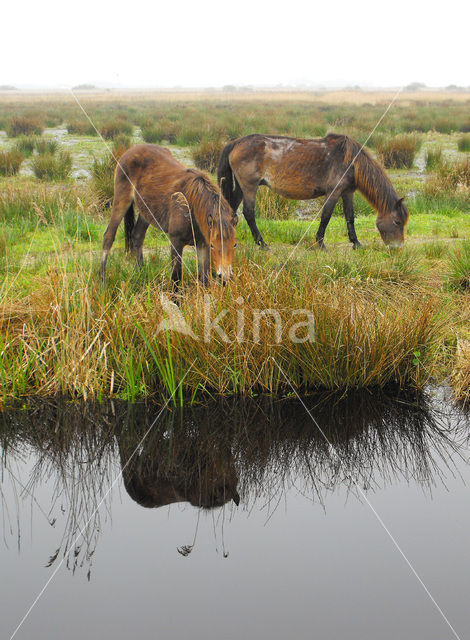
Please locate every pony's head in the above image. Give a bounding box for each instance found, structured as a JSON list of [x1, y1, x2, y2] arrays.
[[184, 172, 238, 282], [207, 199, 238, 283], [376, 197, 409, 247]]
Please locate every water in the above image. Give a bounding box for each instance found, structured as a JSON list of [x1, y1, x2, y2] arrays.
[[1, 389, 470, 640]]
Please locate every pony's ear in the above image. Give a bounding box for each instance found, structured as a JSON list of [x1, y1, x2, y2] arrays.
[[396, 196, 405, 207], [232, 212, 239, 227]]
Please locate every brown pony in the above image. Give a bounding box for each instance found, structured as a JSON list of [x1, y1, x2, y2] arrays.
[[99, 144, 238, 285], [217, 133, 409, 249]]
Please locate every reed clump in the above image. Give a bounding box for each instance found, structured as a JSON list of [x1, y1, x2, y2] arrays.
[[256, 189, 298, 220], [0, 149, 24, 176], [191, 137, 225, 173], [452, 339, 470, 404], [99, 119, 133, 140], [425, 160, 470, 200], [425, 147, 443, 170], [7, 115, 44, 137], [14, 135, 39, 157], [0, 246, 443, 402], [447, 241, 470, 290], [376, 134, 422, 169], [89, 138, 131, 207], [32, 150, 73, 181], [457, 135, 470, 152], [35, 137, 59, 155], [66, 120, 96, 136]]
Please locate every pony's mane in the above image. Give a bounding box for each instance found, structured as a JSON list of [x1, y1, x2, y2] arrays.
[[330, 134, 399, 214], [181, 170, 233, 239]]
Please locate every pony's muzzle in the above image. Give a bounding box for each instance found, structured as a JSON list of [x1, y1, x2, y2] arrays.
[[216, 266, 233, 284]]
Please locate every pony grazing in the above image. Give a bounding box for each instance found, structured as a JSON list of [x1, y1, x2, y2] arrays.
[[217, 133, 409, 249], [99, 144, 238, 285]]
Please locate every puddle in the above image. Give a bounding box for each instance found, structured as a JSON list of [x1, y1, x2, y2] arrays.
[[1, 388, 470, 639]]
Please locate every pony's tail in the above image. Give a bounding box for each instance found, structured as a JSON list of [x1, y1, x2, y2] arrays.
[[217, 140, 242, 210], [124, 202, 135, 253]]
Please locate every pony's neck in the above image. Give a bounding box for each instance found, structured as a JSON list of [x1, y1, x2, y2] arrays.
[[183, 183, 211, 244], [354, 153, 398, 218]]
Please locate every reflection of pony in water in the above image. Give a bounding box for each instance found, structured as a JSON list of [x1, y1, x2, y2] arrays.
[[117, 417, 240, 510]]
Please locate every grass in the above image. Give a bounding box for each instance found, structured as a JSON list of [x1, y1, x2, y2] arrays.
[[191, 137, 225, 173], [457, 135, 470, 152], [0, 150, 24, 176], [425, 147, 443, 170], [35, 137, 59, 155], [99, 119, 133, 140], [375, 134, 422, 169], [14, 135, 39, 157], [32, 150, 73, 180], [0, 238, 443, 402], [66, 120, 96, 136], [6, 115, 44, 137], [448, 241, 470, 290], [89, 137, 131, 206], [256, 189, 299, 220], [2, 94, 470, 404]]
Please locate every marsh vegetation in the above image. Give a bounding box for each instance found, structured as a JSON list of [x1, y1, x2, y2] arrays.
[[1, 91, 470, 403]]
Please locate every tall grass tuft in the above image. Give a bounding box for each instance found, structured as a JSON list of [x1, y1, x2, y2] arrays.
[[457, 135, 470, 152], [35, 138, 59, 155], [0, 149, 24, 176], [191, 137, 225, 173], [141, 119, 177, 143], [0, 243, 443, 402], [425, 160, 470, 201], [448, 242, 470, 290], [32, 150, 73, 181], [99, 119, 133, 140], [256, 189, 298, 220], [66, 120, 96, 136], [14, 135, 38, 157], [425, 147, 443, 170], [7, 115, 44, 137], [89, 138, 131, 207], [376, 134, 422, 169]]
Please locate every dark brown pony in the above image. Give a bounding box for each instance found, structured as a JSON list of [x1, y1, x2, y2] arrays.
[[217, 133, 409, 249], [99, 144, 238, 284]]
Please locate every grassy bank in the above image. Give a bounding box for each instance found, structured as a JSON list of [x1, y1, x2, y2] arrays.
[[1, 95, 470, 404]]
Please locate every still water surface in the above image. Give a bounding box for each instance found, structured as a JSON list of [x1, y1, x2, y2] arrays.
[[1, 390, 470, 639]]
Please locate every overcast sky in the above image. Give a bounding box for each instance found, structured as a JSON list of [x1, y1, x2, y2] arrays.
[[2, 0, 468, 89]]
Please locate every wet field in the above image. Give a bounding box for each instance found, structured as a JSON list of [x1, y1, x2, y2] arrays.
[[1, 388, 470, 639]]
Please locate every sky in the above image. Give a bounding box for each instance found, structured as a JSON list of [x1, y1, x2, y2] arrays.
[[1, 0, 468, 89]]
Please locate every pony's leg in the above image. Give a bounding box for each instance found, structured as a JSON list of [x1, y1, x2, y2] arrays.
[[170, 237, 185, 288], [342, 192, 361, 249], [196, 244, 210, 285], [315, 193, 341, 250], [98, 186, 134, 277], [242, 187, 267, 248], [131, 215, 149, 268]]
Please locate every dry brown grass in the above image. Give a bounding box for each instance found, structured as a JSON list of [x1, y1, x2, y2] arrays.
[[0, 250, 443, 403]]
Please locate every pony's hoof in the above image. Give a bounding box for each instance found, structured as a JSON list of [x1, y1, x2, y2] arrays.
[[352, 242, 362, 250], [258, 240, 269, 251]]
